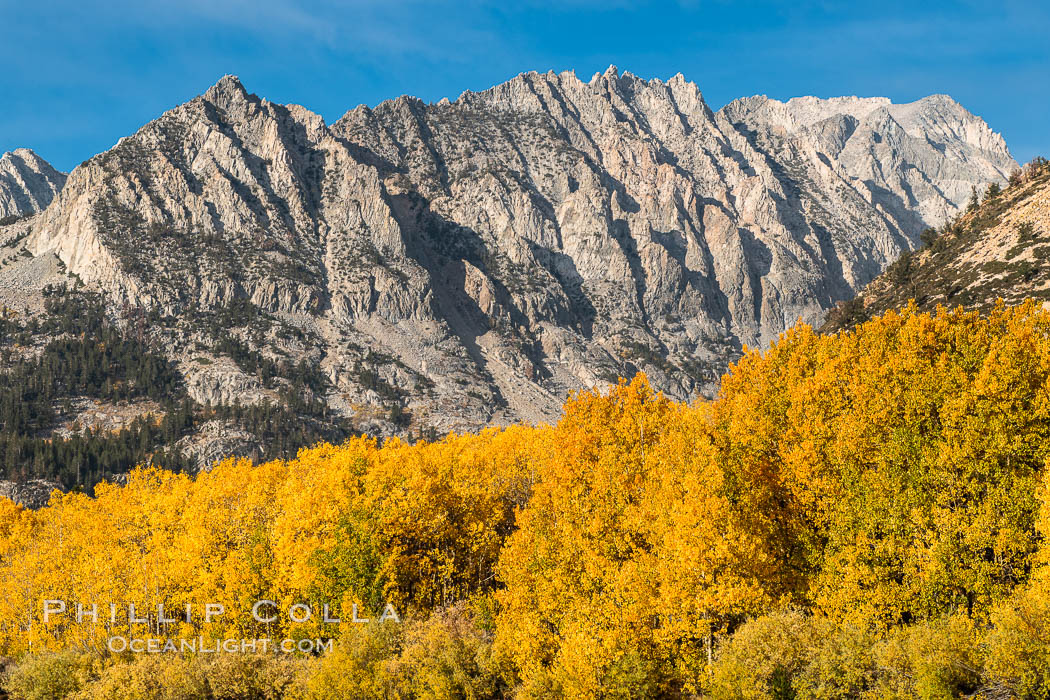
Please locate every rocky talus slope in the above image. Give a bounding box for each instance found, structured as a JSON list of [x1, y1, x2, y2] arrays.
[[823, 158, 1050, 332], [0, 148, 66, 219], [16, 70, 1015, 441]]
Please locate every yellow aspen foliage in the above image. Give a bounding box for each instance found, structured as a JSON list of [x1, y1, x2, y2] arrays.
[[495, 376, 773, 696], [983, 460, 1050, 696], [715, 302, 1050, 627], [2, 301, 1050, 696], [0, 427, 537, 653]]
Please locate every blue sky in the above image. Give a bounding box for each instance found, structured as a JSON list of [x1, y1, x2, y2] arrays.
[[1, 0, 1046, 172]]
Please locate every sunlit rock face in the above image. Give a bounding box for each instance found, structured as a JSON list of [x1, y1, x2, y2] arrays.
[[24, 70, 1016, 432], [0, 148, 66, 218]]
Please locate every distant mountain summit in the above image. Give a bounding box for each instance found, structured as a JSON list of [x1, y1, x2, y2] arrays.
[[0, 148, 66, 219], [721, 93, 1016, 232], [5, 69, 1017, 452]]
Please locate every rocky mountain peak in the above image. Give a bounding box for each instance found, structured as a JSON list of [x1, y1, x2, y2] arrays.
[[0, 148, 67, 219], [204, 74, 250, 105], [595, 64, 620, 82], [721, 91, 1016, 234]]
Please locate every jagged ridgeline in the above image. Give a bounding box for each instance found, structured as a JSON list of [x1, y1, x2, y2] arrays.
[[1, 70, 1016, 477]]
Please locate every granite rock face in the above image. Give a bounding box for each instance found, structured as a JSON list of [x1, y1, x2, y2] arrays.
[[21, 70, 1017, 432], [0, 149, 66, 219], [721, 94, 1017, 238]]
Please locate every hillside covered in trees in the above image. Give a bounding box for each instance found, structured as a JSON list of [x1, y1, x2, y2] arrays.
[[823, 156, 1050, 333], [0, 286, 360, 494], [3, 302, 1050, 697]]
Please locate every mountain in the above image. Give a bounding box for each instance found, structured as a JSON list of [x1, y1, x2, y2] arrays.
[[822, 157, 1050, 332], [0, 70, 1017, 478], [720, 94, 1016, 238], [0, 148, 66, 220]]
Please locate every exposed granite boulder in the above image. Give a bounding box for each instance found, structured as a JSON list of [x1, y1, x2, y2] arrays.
[[0, 479, 63, 509]]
